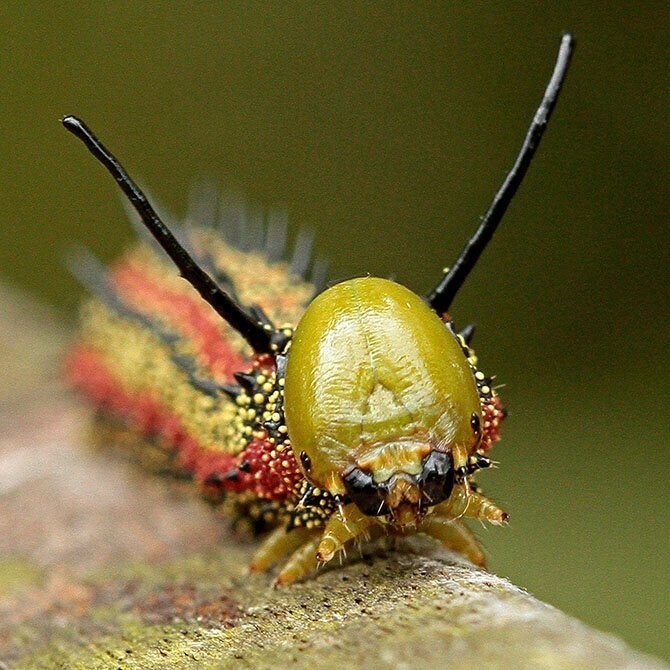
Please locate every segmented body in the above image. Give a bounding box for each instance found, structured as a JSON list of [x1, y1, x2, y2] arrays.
[[66, 207, 504, 538], [62, 35, 574, 583]]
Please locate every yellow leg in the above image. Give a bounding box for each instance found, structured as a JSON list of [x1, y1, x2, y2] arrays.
[[463, 490, 509, 525], [249, 525, 318, 573], [432, 485, 508, 526], [431, 483, 470, 519], [273, 512, 386, 585], [315, 503, 378, 562], [420, 516, 486, 567], [274, 535, 323, 586]]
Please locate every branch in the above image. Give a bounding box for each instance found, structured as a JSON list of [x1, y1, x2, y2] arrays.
[[0, 284, 665, 669]]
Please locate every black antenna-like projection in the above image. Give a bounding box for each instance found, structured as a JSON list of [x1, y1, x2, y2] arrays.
[[428, 33, 574, 315], [62, 115, 274, 353]]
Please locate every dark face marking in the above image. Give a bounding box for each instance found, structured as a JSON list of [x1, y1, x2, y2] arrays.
[[343, 450, 455, 517], [418, 450, 455, 506], [342, 467, 390, 516]]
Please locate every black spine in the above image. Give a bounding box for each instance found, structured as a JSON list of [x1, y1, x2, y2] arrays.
[[428, 34, 574, 314], [62, 115, 274, 353]]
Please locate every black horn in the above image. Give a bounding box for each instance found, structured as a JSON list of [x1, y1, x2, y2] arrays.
[[62, 115, 275, 353], [428, 34, 574, 314]]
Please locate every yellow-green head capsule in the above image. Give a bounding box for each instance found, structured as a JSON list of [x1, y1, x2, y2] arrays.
[[285, 277, 481, 526]]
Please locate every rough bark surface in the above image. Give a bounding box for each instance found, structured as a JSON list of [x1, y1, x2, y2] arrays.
[[0, 284, 666, 670]]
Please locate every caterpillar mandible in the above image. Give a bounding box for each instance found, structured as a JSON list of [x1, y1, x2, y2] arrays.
[[63, 34, 573, 585]]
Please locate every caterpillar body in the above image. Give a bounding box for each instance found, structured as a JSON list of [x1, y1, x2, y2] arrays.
[[64, 34, 573, 584]]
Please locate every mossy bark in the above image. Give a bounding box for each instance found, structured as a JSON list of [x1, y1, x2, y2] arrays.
[[0, 285, 666, 670]]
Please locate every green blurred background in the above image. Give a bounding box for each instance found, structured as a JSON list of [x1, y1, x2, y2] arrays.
[[1, 2, 667, 660]]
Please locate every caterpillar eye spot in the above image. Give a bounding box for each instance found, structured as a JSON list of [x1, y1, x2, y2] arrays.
[[299, 451, 312, 473], [471, 412, 481, 434]]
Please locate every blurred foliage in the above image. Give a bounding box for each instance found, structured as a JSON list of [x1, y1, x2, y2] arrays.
[[0, 1, 667, 660]]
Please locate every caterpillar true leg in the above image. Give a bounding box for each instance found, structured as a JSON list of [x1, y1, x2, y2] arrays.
[[249, 525, 319, 574], [315, 503, 378, 563], [420, 516, 486, 567], [463, 491, 509, 525], [274, 535, 323, 586]]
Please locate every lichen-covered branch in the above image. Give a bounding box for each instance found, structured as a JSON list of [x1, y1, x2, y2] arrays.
[[0, 285, 666, 669]]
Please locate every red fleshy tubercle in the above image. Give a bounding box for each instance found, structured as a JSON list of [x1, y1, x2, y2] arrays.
[[481, 395, 506, 451], [241, 435, 302, 501], [66, 344, 303, 504]]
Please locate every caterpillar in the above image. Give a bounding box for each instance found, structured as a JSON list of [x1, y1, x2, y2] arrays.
[[63, 34, 573, 585]]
